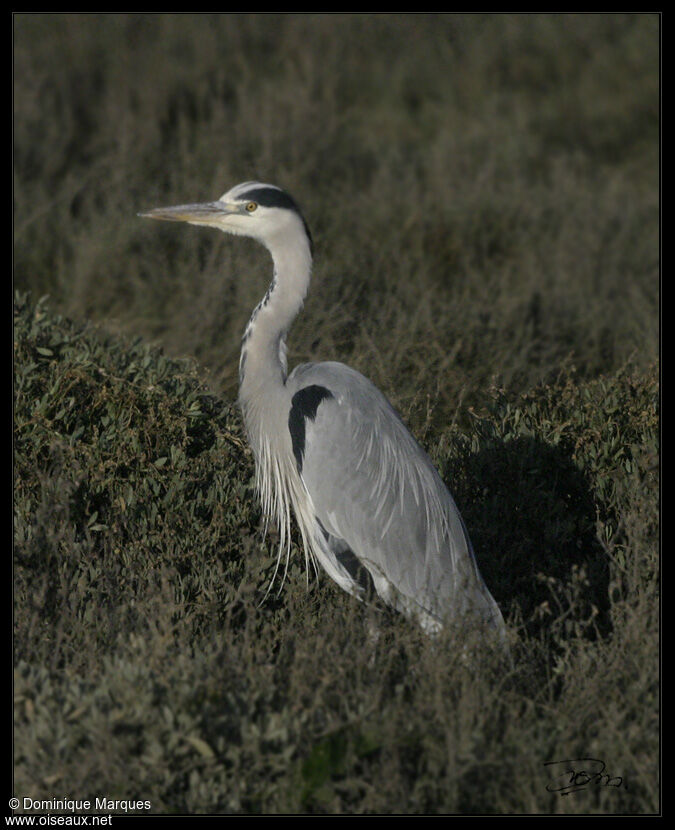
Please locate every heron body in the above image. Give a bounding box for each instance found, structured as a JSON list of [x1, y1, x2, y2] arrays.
[[140, 181, 505, 638]]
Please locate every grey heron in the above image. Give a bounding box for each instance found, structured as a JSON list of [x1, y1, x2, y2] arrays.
[[140, 181, 505, 640]]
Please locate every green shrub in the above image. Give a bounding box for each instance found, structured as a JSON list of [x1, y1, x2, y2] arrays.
[[438, 365, 658, 636], [14, 294, 658, 813], [12, 12, 660, 814]]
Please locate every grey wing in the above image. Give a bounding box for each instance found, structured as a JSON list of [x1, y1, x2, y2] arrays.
[[287, 362, 503, 633]]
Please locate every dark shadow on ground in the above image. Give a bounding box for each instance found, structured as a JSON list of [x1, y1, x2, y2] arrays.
[[445, 435, 610, 639]]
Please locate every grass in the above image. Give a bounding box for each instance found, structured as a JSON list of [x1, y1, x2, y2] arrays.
[[14, 13, 658, 424], [13, 13, 659, 814]]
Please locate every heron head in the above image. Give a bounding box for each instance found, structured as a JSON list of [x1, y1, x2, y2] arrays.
[[139, 181, 312, 252]]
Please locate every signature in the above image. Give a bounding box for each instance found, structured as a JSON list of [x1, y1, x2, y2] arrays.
[[544, 758, 625, 796]]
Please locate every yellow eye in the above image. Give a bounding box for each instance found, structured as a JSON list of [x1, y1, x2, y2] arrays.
[[245, 201, 258, 213]]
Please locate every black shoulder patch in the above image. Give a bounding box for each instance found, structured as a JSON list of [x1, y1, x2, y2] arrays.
[[288, 385, 333, 472]]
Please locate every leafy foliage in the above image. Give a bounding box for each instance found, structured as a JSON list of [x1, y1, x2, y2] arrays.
[[13, 12, 658, 815], [14, 295, 658, 813]]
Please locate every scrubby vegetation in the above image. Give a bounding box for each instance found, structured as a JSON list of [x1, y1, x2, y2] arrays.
[[14, 14, 658, 421], [14, 295, 658, 813], [14, 13, 658, 815]]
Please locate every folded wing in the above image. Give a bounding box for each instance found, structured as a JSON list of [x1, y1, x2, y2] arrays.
[[287, 361, 504, 634]]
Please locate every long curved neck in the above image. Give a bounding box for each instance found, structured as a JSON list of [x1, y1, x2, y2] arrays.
[[238, 230, 312, 403], [236, 226, 313, 563]]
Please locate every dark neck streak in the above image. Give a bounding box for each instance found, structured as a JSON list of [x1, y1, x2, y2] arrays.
[[238, 230, 312, 405]]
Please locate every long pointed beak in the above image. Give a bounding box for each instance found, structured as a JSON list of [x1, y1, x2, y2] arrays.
[[138, 201, 234, 225]]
